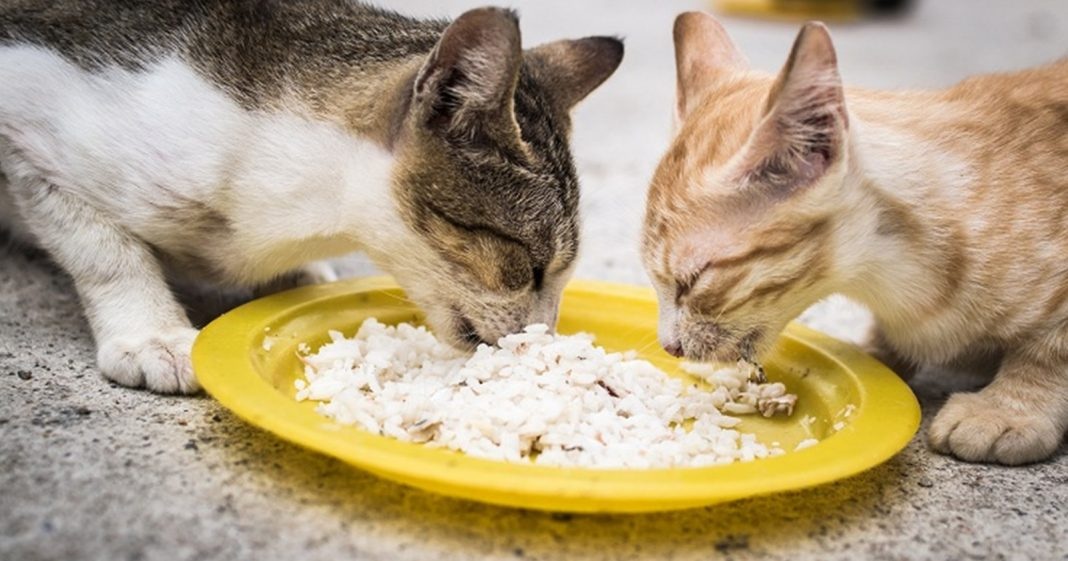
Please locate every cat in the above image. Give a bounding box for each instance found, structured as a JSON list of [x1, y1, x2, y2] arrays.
[[0, 1, 623, 395], [642, 12, 1068, 465]]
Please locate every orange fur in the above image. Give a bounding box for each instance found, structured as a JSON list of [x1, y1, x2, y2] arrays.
[[644, 13, 1068, 465]]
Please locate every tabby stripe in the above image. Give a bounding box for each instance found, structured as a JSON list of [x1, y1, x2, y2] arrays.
[[720, 267, 809, 316], [719, 240, 826, 316], [691, 271, 747, 314], [704, 218, 828, 270]]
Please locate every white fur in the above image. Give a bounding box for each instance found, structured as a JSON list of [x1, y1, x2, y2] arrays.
[[0, 47, 411, 284], [0, 46, 431, 393], [837, 115, 986, 364]]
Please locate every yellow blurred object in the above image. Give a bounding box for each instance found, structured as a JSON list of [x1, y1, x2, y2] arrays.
[[193, 276, 919, 513], [714, 0, 863, 21]]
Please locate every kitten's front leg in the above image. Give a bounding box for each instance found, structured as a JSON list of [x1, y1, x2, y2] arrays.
[[12, 177, 199, 394], [928, 348, 1068, 465]]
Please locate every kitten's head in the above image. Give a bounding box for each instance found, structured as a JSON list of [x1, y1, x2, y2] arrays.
[[642, 13, 849, 363], [384, 8, 622, 349]]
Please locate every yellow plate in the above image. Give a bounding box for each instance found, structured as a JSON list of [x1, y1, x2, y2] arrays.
[[193, 277, 919, 513]]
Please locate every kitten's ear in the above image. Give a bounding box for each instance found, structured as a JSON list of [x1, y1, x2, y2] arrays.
[[527, 37, 624, 110], [673, 12, 749, 120], [413, 7, 522, 136], [741, 22, 847, 198]]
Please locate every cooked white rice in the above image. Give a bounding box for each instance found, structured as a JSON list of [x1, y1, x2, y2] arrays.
[[294, 319, 807, 468]]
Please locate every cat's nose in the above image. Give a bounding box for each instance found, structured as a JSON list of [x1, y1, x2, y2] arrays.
[[526, 300, 560, 331], [662, 340, 684, 357]]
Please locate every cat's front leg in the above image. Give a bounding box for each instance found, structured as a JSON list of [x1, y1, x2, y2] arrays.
[[928, 348, 1068, 465], [11, 176, 199, 394]]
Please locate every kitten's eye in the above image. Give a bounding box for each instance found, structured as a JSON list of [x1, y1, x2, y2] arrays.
[[674, 281, 689, 304], [674, 264, 712, 304], [674, 274, 698, 304], [532, 266, 546, 291]]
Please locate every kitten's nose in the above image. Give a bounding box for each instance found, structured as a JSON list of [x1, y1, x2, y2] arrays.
[[527, 298, 560, 331], [662, 340, 684, 358]]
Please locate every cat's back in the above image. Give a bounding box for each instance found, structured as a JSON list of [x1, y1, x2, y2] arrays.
[[0, 0, 444, 108], [941, 59, 1068, 156], [947, 58, 1068, 106], [851, 60, 1067, 145], [0, 0, 453, 282], [853, 59, 1068, 192], [0, 0, 205, 69]]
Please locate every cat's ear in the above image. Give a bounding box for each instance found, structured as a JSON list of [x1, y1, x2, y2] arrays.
[[740, 22, 847, 198], [527, 37, 624, 110], [413, 7, 522, 136], [673, 12, 749, 121]]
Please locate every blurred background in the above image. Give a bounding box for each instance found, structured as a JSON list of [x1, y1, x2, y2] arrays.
[[346, 0, 1067, 343]]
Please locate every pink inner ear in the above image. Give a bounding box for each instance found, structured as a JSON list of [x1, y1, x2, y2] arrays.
[[738, 118, 839, 200], [796, 150, 828, 183], [735, 22, 845, 199]]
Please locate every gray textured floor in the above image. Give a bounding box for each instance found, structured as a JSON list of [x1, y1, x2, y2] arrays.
[[3, 1, 1068, 560]]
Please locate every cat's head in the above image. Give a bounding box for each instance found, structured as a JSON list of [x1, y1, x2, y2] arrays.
[[642, 13, 849, 363], [383, 8, 622, 349]]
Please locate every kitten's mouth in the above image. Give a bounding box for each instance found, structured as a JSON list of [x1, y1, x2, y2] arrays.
[[684, 328, 764, 363], [453, 310, 492, 349], [739, 330, 763, 362]]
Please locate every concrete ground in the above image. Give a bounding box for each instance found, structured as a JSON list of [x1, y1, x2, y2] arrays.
[[2, 1, 1067, 559]]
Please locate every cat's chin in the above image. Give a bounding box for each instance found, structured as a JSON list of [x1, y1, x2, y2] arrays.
[[682, 347, 744, 364]]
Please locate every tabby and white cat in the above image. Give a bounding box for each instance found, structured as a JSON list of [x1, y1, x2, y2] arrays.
[[643, 12, 1067, 464], [0, 1, 622, 394]]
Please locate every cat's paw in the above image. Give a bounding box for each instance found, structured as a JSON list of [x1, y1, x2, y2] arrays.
[[928, 392, 1061, 465], [97, 328, 200, 394]]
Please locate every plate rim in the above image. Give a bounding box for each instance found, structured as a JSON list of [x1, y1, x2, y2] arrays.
[[193, 276, 921, 512]]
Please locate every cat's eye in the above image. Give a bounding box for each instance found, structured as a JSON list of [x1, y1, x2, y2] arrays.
[[674, 280, 692, 304], [674, 263, 713, 304], [532, 266, 546, 291]]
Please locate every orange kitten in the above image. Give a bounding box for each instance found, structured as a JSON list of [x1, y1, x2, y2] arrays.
[[642, 12, 1068, 465]]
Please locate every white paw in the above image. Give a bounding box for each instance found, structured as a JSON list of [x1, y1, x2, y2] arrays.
[[97, 328, 200, 394], [928, 392, 1061, 465]]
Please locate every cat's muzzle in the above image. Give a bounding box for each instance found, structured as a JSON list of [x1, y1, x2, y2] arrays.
[[452, 310, 493, 349], [678, 322, 764, 363]]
